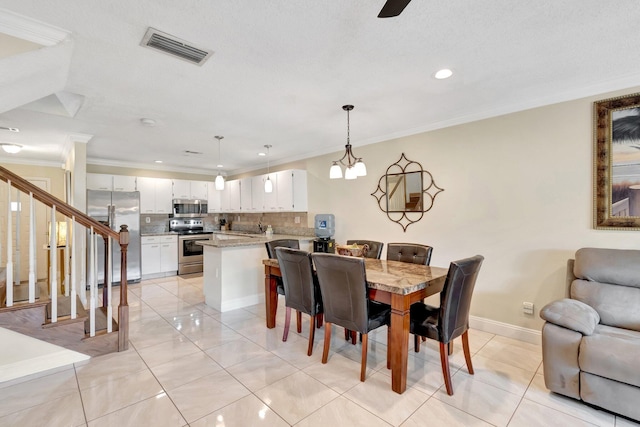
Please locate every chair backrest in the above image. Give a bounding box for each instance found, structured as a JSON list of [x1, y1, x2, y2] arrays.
[[265, 239, 300, 258], [276, 247, 320, 315], [311, 253, 369, 333], [346, 240, 384, 259], [438, 255, 484, 343], [386, 243, 433, 265]]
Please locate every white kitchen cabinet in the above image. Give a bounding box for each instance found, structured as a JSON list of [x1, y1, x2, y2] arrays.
[[87, 173, 113, 191], [240, 177, 254, 211], [207, 183, 222, 212], [222, 179, 240, 212], [137, 177, 173, 214], [142, 235, 177, 276], [276, 169, 307, 212], [263, 173, 278, 211], [113, 175, 137, 191], [173, 179, 208, 200], [251, 176, 265, 211]]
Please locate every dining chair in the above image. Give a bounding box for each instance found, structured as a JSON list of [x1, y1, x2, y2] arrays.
[[410, 254, 484, 395], [275, 247, 323, 356], [346, 240, 384, 259], [311, 253, 391, 381], [265, 239, 301, 329], [386, 243, 433, 265]]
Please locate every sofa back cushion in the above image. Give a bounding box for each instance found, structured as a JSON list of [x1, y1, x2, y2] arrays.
[[571, 248, 640, 331]]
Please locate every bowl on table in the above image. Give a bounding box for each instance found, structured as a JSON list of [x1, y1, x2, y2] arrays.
[[336, 243, 369, 257]]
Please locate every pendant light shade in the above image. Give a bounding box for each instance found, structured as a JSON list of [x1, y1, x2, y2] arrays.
[[214, 136, 225, 190], [329, 105, 366, 180], [264, 144, 273, 193]]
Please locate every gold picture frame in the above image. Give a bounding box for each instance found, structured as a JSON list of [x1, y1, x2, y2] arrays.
[[594, 92, 640, 229]]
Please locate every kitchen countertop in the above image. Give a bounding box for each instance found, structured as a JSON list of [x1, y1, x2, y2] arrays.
[[197, 232, 315, 248], [141, 232, 179, 236]]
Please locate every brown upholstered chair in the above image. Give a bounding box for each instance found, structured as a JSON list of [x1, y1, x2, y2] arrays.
[[346, 240, 384, 259], [265, 239, 301, 329], [410, 255, 484, 395], [275, 247, 323, 356], [311, 253, 390, 381], [386, 243, 433, 265]]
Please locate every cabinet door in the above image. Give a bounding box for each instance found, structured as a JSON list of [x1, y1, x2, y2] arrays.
[[240, 177, 253, 211], [155, 178, 173, 213], [137, 177, 156, 214], [141, 242, 161, 275], [251, 176, 265, 212], [263, 173, 278, 211], [291, 170, 308, 211], [207, 184, 221, 212], [191, 181, 208, 200], [226, 180, 241, 212], [172, 179, 191, 199], [113, 175, 136, 192], [160, 236, 178, 273], [87, 173, 113, 191], [276, 170, 293, 211]]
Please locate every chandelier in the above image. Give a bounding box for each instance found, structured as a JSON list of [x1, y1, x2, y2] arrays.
[[264, 144, 273, 193], [330, 105, 366, 180]]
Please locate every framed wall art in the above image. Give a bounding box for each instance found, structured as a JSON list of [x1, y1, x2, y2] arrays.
[[594, 92, 640, 229]]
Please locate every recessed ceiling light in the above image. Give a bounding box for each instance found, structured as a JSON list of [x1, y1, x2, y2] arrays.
[[140, 118, 156, 127], [0, 126, 19, 133], [434, 68, 453, 79], [154, 160, 163, 163], [1, 143, 22, 154], [217, 164, 223, 168], [258, 152, 266, 156]]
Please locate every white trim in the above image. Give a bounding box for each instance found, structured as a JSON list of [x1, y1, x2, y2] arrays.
[[0, 156, 66, 168], [219, 294, 264, 313], [67, 133, 93, 144], [87, 157, 219, 176], [0, 8, 71, 46], [469, 315, 541, 346]]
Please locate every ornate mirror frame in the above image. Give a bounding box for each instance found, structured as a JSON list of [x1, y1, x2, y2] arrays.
[[371, 153, 444, 232]]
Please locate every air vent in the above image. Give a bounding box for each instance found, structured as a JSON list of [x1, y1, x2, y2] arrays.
[[141, 28, 213, 66], [183, 150, 203, 155]]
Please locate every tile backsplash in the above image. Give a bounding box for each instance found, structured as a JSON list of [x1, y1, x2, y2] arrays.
[[140, 212, 313, 236]]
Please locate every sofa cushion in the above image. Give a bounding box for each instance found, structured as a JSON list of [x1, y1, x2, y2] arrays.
[[572, 280, 640, 331], [579, 324, 640, 388], [540, 298, 599, 335], [574, 248, 640, 288]]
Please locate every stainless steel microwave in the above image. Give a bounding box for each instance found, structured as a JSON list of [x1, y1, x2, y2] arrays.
[[172, 199, 208, 217]]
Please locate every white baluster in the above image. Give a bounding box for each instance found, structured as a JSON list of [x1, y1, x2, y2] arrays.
[[89, 227, 96, 337], [6, 180, 13, 307], [70, 217, 76, 319], [14, 190, 20, 285], [107, 236, 113, 333], [50, 206, 57, 322], [28, 192, 35, 303], [64, 218, 70, 296], [79, 224, 87, 305]]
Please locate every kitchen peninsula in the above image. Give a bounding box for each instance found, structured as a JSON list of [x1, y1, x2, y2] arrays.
[[198, 232, 314, 312]]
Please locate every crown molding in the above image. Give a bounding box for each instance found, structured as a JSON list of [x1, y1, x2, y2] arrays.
[[86, 157, 222, 177], [0, 8, 71, 46]]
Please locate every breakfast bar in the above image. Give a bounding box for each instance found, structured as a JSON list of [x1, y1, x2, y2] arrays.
[[262, 257, 449, 394]]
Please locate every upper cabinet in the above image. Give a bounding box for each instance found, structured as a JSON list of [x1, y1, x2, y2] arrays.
[[172, 179, 208, 200], [87, 174, 136, 192], [275, 170, 307, 212], [137, 177, 172, 214], [221, 179, 240, 212], [207, 183, 222, 213], [240, 177, 255, 211]]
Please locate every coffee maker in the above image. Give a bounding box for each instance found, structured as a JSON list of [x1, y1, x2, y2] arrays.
[[313, 214, 335, 253]]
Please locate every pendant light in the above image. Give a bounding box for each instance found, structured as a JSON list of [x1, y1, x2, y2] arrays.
[[264, 144, 273, 193], [214, 135, 225, 190], [330, 105, 366, 180]]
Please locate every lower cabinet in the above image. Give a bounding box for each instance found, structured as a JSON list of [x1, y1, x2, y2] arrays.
[[142, 235, 178, 277]]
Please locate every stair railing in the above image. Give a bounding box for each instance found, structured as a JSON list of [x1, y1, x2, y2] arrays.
[[0, 165, 129, 351]]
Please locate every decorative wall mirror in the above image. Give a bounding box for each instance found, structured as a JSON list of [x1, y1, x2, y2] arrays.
[[371, 153, 443, 231]]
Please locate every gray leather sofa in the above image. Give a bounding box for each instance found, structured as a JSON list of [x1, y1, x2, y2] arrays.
[[540, 247, 640, 421]]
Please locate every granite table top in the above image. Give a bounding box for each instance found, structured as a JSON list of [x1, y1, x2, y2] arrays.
[[197, 232, 315, 249], [262, 257, 449, 295]]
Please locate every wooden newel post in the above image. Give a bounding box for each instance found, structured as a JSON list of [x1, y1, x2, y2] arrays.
[[118, 224, 129, 351]]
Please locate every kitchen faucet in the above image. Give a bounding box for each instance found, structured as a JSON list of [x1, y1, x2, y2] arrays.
[[258, 221, 266, 233]]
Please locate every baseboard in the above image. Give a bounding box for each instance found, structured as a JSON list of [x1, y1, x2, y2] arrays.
[[219, 294, 265, 313], [469, 315, 541, 345]]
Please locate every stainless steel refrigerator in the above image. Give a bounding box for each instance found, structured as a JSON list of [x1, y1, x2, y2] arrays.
[[87, 190, 141, 285]]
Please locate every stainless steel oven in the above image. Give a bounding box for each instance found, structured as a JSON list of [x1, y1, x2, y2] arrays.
[[170, 218, 212, 275]]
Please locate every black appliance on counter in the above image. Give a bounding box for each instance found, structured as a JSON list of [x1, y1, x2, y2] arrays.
[[313, 214, 335, 253], [169, 218, 213, 275]]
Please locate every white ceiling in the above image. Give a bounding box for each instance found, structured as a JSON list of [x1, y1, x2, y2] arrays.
[[1, 0, 639, 175]]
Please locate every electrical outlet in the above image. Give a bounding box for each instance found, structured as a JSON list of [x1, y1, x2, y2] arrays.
[[214, 216, 218, 222], [294, 216, 300, 224], [522, 302, 534, 315], [145, 217, 151, 224], [237, 215, 240, 221]]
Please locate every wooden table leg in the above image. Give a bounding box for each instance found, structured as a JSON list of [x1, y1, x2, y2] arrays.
[[390, 293, 411, 394], [264, 267, 278, 329]]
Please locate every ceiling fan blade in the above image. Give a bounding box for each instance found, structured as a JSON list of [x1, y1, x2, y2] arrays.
[[378, 0, 412, 18]]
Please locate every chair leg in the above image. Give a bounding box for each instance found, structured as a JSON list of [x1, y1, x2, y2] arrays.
[[296, 311, 302, 333], [461, 331, 474, 375], [440, 342, 453, 395], [360, 333, 368, 382], [448, 341, 454, 355], [386, 326, 391, 369], [283, 307, 291, 342], [316, 313, 323, 328], [344, 328, 350, 340], [351, 330, 357, 345], [307, 315, 316, 356], [322, 323, 332, 364], [414, 334, 421, 352]]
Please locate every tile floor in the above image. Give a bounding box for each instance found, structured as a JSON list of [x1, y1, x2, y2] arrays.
[[0, 274, 638, 427]]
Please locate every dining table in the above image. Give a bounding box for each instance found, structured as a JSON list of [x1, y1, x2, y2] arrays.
[[262, 257, 449, 394]]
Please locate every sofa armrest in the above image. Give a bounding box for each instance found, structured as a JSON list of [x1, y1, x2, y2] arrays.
[[540, 298, 600, 335]]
